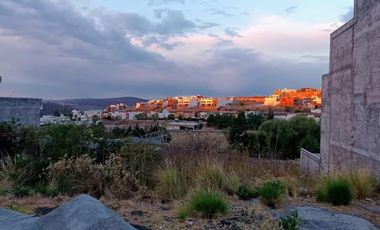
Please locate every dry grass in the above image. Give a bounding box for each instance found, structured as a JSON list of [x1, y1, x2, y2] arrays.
[[0, 157, 15, 193], [347, 169, 374, 199], [196, 163, 226, 191], [156, 167, 185, 201]]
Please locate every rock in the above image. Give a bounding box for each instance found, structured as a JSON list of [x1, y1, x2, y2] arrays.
[[0, 194, 137, 230], [33, 207, 57, 216], [278, 205, 379, 230]]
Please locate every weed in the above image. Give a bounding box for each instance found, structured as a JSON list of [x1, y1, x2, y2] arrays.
[[280, 211, 301, 230]]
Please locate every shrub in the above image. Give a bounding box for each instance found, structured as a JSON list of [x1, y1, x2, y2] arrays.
[[33, 182, 57, 197], [237, 184, 259, 200], [47, 155, 105, 197], [190, 190, 228, 218], [121, 143, 162, 187], [103, 154, 140, 199], [280, 211, 301, 230], [325, 178, 352, 206], [259, 181, 285, 207], [156, 167, 185, 200], [316, 177, 352, 206], [13, 185, 33, 197], [347, 169, 373, 199], [197, 164, 225, 190]]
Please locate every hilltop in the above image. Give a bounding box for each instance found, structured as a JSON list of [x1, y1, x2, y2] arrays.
[[42, 97, 147, 115]]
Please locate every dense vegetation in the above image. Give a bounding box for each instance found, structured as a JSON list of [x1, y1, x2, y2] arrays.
[[0, 122, 167, 196], [0, 122, 378, 227], [207, 112, 320, 159]]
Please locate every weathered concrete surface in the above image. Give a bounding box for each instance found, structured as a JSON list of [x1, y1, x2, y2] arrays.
[[279, 206, 379, 230], [320, 0, 380, 177], [0, 194, 136, 230], [300, 148, 321, 175], [0, 97, 42, 126]]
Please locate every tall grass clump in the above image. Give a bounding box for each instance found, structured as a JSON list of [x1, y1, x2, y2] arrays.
[[347, 169, 373, 199], [316, 176, 352, 206], [189, 190, 228, 218], [259, 181, 285, 208], [223, 173, 240, 195], [197, 164, 226, 190], [156, 167, 186, 200]]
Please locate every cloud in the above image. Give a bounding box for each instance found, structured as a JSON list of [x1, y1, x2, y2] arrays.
[[340, 7, 354, 22], [209, 9, 234, 17], [0, 0, 331, 99], [224, 28, 242, 38], [154, 10, 196, 34], [285, 6, 298, 15], [148, 0, 185, 6]]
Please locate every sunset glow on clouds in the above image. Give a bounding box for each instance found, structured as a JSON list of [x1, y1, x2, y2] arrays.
[[0, 0, 353, 99]]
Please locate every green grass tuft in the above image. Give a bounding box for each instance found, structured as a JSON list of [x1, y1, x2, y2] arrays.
[[316, 177, 352, 206], [259, 181, 285, 208], [190, 189, 228, 218], [236, 184, 259, 200]]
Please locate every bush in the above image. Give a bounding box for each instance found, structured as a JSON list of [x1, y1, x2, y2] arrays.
[[280, 211, 301, 230], [13, 185, 33, 197], [316, 177, 352, 206], [347, 169, 373, 199], [326, 179, 352, 206], [121, 143, 162, 187], [190, 190, 228, 218], [259, 181, 285, 207], [156, 167, 185, 200], [47, 155, 105, 197], [103, 154, 140, 199], [237, 184, 259, 200], [33, 182, 57, 197]]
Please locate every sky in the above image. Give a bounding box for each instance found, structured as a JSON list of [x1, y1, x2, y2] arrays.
[[0, 0, 353, 99]]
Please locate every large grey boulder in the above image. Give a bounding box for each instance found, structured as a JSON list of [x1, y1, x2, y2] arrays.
[[279, 205, 379, 230], [0, 194, 136, 230]]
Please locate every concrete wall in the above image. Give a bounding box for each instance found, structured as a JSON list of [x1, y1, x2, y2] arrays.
[[0, 97, 42, 126], [300, 148, 321, 175], [321, 0, 380, 176]]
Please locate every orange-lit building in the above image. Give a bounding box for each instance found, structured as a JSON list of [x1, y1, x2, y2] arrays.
[[234, 96, 265, 105], [277, 88, 322, 108], [199, 97, 218, 110]]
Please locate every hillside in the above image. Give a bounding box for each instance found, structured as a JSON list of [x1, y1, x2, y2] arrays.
[[42, 97, 147, 115]]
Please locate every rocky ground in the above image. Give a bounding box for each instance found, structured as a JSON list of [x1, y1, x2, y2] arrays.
[[0, 194, 379, 230]]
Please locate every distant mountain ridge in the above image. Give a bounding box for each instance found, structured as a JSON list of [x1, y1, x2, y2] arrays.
[[42, 97, 147, 115]]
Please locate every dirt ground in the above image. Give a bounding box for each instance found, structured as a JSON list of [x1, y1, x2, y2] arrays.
[[1, 194, 379, 230]]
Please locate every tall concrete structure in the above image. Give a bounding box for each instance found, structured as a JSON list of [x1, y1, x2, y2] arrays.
[[0, 97, 42, 126], [320, 0, 380, 176]]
